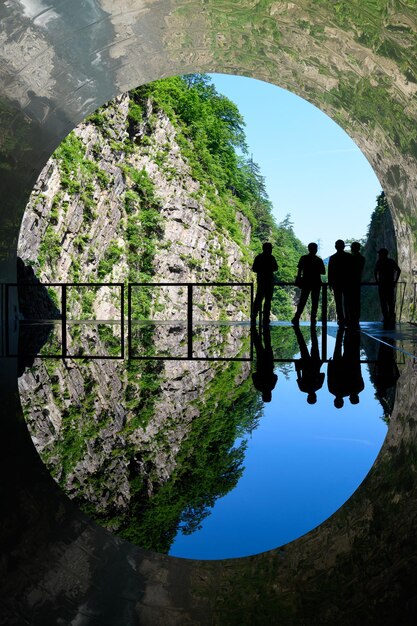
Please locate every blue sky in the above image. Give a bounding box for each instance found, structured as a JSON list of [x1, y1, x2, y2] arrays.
[[209, 74, 382, 259]]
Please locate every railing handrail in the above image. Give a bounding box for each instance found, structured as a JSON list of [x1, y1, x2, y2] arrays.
[[3, 281, 254, 361], [2, 279, 411, 360]]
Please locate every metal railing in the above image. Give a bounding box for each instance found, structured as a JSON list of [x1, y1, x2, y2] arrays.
[[1, 279, 410, 360], [128, 282, 253, 360], [5, 282, 125, 359], [3, 281, 253, 361]]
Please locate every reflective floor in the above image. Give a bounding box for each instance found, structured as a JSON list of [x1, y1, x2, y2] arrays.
[[16, 321, 403, 560], [3, 320, 417, 624]]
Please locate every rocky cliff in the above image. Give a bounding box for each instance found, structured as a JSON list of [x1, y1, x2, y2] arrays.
[[17, 89, 253, 323], [362, 191, 402, 321]]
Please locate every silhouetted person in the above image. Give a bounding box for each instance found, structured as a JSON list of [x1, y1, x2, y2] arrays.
[[328, 239, 354, 328], [293, 325, 324, 404], [252, 242, 278, 325], [350, 241, 365, 328], [292, 242, 326, 326], [374, 248, 401, 328], [251, 325, 278, 402]]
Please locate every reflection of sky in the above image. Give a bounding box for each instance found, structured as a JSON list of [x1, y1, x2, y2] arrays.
[[169, 332, 389, 560]]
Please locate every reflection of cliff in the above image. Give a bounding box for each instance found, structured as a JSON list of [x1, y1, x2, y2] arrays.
[[18, 325, 262, 552]]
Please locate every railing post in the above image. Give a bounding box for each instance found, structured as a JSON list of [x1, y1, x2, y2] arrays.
[[128, 284, 132, 359], [322, 283, 327, 361], [120, 283, 125, 359], [322, 283, 328, 327], [62, 284, 67, 358], [187, 284, 193, 359], [250, 282, 254, 360], [5, 284, 9, 357]]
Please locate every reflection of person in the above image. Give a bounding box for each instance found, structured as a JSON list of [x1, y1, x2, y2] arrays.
[[251, 242, 278, 325], [327, 328, 364, 408], [343, 329, 364, 404], [372, 341, 400, 416], [328, 239, 354, 328], [374, 248, 401, 328], [293, 325, 324, 404], [350, 241, 365, 328], [292, 242, 326, 326], [251, 325, 278, 402]]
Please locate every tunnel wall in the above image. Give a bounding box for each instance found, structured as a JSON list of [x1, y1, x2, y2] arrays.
[[1, 2, 417, 623]]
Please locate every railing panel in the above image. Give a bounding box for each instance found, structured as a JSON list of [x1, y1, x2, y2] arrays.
[[128, 282, 253, 360]]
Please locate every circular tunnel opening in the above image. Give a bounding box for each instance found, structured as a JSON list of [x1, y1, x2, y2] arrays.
[[15, 74, 401, 560]]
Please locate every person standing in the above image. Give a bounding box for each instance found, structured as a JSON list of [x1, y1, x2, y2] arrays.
[[328, 239, 354, 327], [251, 242, 278, 324], [291, 242, 326, 326], [350, 241, 365, 327], [374, 248, 401, 328]]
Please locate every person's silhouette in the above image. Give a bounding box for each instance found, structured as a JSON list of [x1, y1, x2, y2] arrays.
[[293, 325, 324, 404], [251, 242, 278, 325], [292, 242, 326, 326], [328, 239, 354, 328], [350, 241, 365, 328], [374, 248, 401, 328], [251, 324, 278, 402]]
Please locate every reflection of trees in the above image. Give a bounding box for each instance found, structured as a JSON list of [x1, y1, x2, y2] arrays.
[[270, 326, 320, 378], [119, 359, 263, 553], [24, 324, 263, 555]]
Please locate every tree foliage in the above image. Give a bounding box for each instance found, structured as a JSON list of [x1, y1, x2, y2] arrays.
[[130, 74, 306, 316]]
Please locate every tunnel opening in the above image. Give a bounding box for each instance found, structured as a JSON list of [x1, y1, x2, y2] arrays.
[[1, 0, 417, 620], [13, 73, 402, 560]]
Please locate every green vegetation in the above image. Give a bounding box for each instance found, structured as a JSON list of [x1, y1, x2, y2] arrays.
[[123, 166, 163, 318], [22, 73, 314, 556], [128, 74, 306, 316], [97, 242, 124, 278], [100, 352, 262, 553]]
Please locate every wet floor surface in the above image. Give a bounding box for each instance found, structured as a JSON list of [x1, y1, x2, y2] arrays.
[[14, 321, 409, 559], [3, 320, 417, 624]]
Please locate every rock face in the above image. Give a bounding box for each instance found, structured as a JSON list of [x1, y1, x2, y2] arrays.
[[362, 192, 401, 321], [17, 91, 253, 322]]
